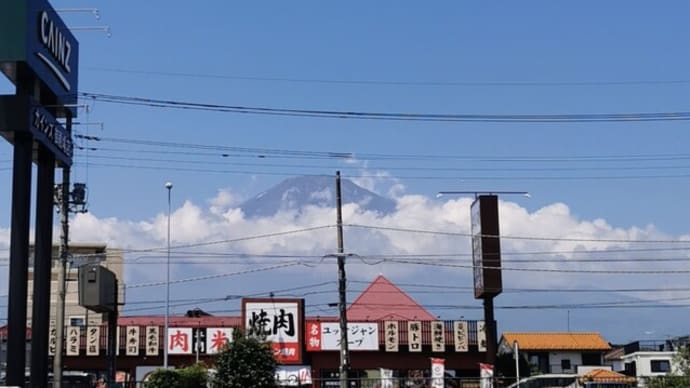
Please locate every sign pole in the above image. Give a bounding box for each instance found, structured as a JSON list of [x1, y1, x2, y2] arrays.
[[30, 146, 56, 388], [6, 130, 33, 386]]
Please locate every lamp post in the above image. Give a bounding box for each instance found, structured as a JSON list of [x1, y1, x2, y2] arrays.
[[164, 182, 173, 368]]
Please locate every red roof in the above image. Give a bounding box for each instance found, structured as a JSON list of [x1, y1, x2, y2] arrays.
[[347, 275, 435, 321], [118, 316, 240, 327]]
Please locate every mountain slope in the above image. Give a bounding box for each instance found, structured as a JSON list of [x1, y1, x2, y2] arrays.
[[240, 176, 396, 218]]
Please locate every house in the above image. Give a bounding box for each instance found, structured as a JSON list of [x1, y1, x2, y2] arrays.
[[499, 332, 611, 375], [606, 340, 680, 386]]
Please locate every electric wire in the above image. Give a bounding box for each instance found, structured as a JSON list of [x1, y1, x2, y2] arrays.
[[80, 92, 690, 123]]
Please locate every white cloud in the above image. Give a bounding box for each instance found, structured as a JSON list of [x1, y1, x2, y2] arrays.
[[1, 189, 688, 342]]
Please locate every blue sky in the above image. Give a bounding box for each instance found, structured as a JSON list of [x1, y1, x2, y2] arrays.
[[2, 1, 690, 343]]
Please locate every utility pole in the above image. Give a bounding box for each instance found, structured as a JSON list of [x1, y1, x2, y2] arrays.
[[335, 171, 350, 387], [53, 166, 70, 388]]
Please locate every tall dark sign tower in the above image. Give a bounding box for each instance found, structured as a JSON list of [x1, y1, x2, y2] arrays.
[[0, 0, 78, 386], [471, 195, 502, 365]]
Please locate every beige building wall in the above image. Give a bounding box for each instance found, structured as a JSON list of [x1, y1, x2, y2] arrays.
[[27, 243, 125, 327]]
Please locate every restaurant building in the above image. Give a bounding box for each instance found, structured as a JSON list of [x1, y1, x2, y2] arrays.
[[34, 275, 488, 386]]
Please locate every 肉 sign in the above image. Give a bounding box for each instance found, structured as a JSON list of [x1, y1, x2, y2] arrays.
[[0, 0, 79, 114]]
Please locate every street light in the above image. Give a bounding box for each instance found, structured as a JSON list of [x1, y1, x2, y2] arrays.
[[164, 182, 173, 369]]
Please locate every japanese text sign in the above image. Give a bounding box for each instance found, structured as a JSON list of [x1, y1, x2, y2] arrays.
[[206, 327, 233, 354], [243, 299, 304, 363], [477, 321, 487, 352], [86, 326, 100, 356], [384, 320, 399, 352], [146, 326, 159, 356], [408, 321, 422, 352], [168, 328, 193, 355], [431, 321, 445, 352], [66, 326, 80, 356], [126, 326, 140, 356], [454, 321, 468, 352], [305, 321, 379, 351]]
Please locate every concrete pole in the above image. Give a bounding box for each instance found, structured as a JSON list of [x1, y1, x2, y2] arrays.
[[53, 166, 71, 388], [335, 171, 350, 387]]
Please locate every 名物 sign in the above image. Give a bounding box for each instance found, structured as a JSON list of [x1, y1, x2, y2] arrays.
[[305, 321, 379, 351]]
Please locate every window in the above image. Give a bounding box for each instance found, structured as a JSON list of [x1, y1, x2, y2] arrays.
[[561, 359, 571, 370], [650, 360, 671, 373], [582, 352, 602, 366], [69, 316, 85, 327]]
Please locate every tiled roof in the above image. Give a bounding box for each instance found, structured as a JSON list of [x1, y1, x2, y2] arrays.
[[347, 275, 435, 321], [118, 316, 241, 327], [502, 332, 611, 351], [580, 369, 636, 384]]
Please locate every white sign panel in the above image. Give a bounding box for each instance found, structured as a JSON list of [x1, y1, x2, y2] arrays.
[[245, 302, 299, 343], [206, 327, 234, 354], [86, 326, 100, 356], [48, 325, 57, 356], [307, 322, 379, 351], [408, 321, 422, 352], [126, 326, 140, 356], [477, 321, 487, 352], [145, 326, 159, 356], [431, 358, 445, 388], [168, 327, 193, 355], [431, 321, 445, 352], [384, 321, 398, 352], [454, 321, 469, 352], [66, 326, 80, 356], [275, 365, 312, 386]]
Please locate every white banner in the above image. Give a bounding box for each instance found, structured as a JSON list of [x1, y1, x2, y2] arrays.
[[126, 326, 140, 356], [384, 321, 398, 352], [380, 368, 394, 388], [168, 327, 193, 354], [454, 321, 468, 352], [86, 326, 100, 356], [431, 358, 445, 388], [275, 365, 312, 386], [145, 326, 159, 356], [66, 326, 80, 356], [408, 321, 422, 352], [480, 363, 494, 388], [477, 320, 487, 352], [206, 327, 234, 354], [431, 321, 445, 352]]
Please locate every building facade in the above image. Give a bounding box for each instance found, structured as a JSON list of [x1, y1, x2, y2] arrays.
[[27, 243, 124, 327]]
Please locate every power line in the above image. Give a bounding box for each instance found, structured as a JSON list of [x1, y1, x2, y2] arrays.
[[345, 223, 690, 244], [80, 92, 690, 123], [86, 67, 690, 88]]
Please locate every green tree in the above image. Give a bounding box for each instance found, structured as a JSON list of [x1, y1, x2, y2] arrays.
[[144, 368, 180, 388], [178, 363, 209, 388], [212, 330, 278, 388], [144, 364, 208, 388]]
